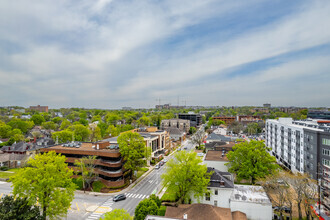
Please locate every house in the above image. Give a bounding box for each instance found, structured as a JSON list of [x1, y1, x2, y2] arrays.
[[192, 167, 234, 208], [165, 127, 186, 143], [205, 133, 232, 143], [164, 204, 247, 220], [230, 185, 272, 220], [203, 150, 233, 172], [212, 127, 227, 136], [0, 153, 28, 168], [190, 168, 273, 220]]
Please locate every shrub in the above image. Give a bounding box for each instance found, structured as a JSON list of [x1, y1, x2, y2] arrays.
[[72, 177, 83, 190], [139, 167, 148, 172], [157, 206, 166, 216], [0, 166, 9, 171], [92, 181, 106, 192]]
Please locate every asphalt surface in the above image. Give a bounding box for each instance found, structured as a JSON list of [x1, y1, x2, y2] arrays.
[[0, 139, 198, 220]]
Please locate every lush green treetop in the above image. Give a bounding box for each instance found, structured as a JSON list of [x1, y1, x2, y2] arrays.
[[226, 140, 279, 184], [11, 151, 76, 220], [118, 132, 145, 180], [102, 209, 133, 220], [162, 150, 211, 204], [0, 195, 42, 220]]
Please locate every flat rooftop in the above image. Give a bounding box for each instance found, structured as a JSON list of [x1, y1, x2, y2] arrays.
[[44, 142, 119, 153], [205, 150, 229, 161], [231, 185, 271, 205]]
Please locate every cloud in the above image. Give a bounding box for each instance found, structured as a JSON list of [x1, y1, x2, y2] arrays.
[[0, 0, 329, 108]]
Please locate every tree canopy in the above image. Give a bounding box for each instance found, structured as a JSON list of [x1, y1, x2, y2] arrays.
[[10, 151, 76, 219], [0, 195, 42, 220], [102, 209, 133, 220], [226, 140, 279, 184], [161, 150, 211, 204], [118, 132, 145, 180], [134, 195, 162, 220]]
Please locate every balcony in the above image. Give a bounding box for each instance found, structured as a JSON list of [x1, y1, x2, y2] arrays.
[[97, 168, 123, 178]]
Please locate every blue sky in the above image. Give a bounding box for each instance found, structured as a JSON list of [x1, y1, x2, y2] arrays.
[[0, 0, 330, 109]]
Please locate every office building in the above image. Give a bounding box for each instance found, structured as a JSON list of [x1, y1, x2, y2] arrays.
[[178, 113, 202, 127]]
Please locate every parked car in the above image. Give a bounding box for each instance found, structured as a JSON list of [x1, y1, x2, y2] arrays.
[[159, 161, 164, 166], [113, 194, 126, 202], [155, 164, 160, 169], [163, 158, 168, 163]]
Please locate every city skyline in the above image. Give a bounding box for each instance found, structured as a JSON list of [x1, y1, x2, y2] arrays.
[[1, 0, 330, 109]]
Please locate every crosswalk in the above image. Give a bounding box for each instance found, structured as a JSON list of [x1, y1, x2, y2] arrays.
[[85, 193, 150, 219], [125, 193, 149, 200], [86, 197, 114, 220]]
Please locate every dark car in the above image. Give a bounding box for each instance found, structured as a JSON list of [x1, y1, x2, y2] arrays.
[[113, 194, 126, 202], [159, 161, 164, 166]]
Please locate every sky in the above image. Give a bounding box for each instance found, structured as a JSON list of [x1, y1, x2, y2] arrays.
[[1, 0, 330, 109]]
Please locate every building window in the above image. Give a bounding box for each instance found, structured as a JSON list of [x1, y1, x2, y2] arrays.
[[322, 159, 330, 166], [205, 192, 210, 201], [322, 138, 330, 146], [214, 200, 218, 206], [322, 148, 330, 156], [215, 189, 218, 195]]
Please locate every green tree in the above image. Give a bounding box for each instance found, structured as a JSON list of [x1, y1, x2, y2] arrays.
[[89, 125, 101, 142], [137, 115, 151, 126], [7, 118, 34, 133], [106, 125, 119, 137], [31, 114, 45, 126], [101, 209, 133, 220], [10, 151, 76, 220], [0, 195, 42, 220], [41, 121, 58, 130], [97, 122, 108, 138], [74, 156, 97, 193], [161, 151, 211, 204], [60, 119, 71, 130], [51, 130, 74, 143], [70, 124, 90, 141], [226, 140, 278, 184], [189, 127, 197, 134], [134, 198, 158, 220], [51, 117, 62, 124], [118, 132, 145, 180], [78, 118, 89, 126], [0, 124, 12, 138]]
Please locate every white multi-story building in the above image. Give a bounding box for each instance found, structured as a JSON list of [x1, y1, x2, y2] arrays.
[[266, 118, 305, 173]]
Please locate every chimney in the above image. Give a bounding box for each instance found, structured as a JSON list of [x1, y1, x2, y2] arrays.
[[183, 214, 188, 219]]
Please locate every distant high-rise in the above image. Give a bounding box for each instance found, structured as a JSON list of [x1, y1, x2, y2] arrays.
[[263, 103, 271, 108], [29, 105, 48, 113]]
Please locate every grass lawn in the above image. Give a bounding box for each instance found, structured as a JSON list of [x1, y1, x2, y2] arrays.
[[161, 190, 176, 202], [0, 168, 20, 179], [136, 168, 148, 179]]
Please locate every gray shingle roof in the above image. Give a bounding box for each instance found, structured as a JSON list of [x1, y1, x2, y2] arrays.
[[207, 167, 234, 188]]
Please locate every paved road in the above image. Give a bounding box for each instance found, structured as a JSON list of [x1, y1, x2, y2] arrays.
[[0, 140, 194, 220]]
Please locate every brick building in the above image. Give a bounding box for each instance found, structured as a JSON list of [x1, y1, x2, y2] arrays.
[[41, 141, 125, 187], [29, 105, 49, 112]]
